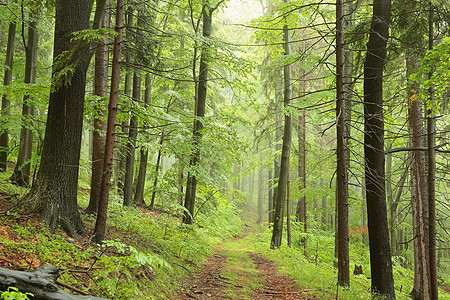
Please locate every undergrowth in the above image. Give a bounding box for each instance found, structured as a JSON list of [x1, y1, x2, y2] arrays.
[[253, 221, 450, 300], [0, 177, 245, 299]]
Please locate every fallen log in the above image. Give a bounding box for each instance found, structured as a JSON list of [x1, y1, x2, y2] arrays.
[[0, 265, 109, 300]]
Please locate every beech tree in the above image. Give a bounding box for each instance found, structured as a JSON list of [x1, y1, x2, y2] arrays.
[[183, 3, 218, 224], [270, 14, 292, 249]]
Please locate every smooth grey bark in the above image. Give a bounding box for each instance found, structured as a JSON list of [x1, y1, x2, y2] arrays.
[[363, 0, 395, 297], [0, 20, 16, 172], [150, 132, 164, 208], [183, 5, 214, 224], [134, 74, 152, 206], [10, 15, 38, 187], [270, 21, 292, 249]]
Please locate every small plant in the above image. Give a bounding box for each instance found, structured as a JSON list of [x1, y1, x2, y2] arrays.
[[0, 287, 33, 300]]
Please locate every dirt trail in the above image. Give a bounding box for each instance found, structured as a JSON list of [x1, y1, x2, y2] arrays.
[[179, 220, 318, 299]]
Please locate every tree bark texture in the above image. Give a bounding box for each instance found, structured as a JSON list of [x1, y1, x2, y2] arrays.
[[116, 9, 134, 196], [86, 7, 109, 215], [363, 0, 395, 297], [26, 0, 93, 238], [0, 265, 108, 300], [10, 16, 38, 187], [183, 6, 212, 224], [93, 0, 125, 244], [336, 0, 349, 286], [406, 50, 430, 300], [270, 22, 292, 249], [0, 20, 16, 172], [427, 5, 437, 298]]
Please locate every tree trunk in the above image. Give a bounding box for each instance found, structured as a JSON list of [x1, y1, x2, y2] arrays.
[[270, 20, 292, 249], [93, 0, 125, 244], [286, 179, 291, 247], [407, 49, 430, 300], [116, 9, 134, 196], [363, 0, 395, 297], [10, 15, 38, 187], [257, 163, 264, 224], [26, 0, 93, 238], [134, 74, 152, 206], [0, 20, 16, 172], [336, 0, 349, 286], [0, 265, 108, 300], [150, 133, 164, 208], [123, 72, 140, 207], [296, 111, 307, 255], [268, 167, 273, 223], [86, 6, 109, 215], [427, 5, 437, 299], [183, 5, 213, 224]]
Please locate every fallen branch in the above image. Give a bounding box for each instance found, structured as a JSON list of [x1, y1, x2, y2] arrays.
[[0, 265, 109, 299]]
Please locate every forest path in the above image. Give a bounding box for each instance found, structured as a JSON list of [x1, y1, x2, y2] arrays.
[[179, 213, 318, 299]]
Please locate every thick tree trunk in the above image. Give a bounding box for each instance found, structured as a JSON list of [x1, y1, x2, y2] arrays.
[[336, 0, 349, 286], [0, 265, 108, 300], [93, 0, 125, 244], [10, 16, 38, 187], [183, 6, 213, 224], [86, 7, 109, 215], [270, 21, 292, 249], [0, 21, 16, 172], [363, 0, 395, 297], [26, 0, 92, 238]]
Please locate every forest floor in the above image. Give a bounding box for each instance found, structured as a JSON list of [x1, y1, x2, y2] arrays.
[[179, 214, 321, 300]]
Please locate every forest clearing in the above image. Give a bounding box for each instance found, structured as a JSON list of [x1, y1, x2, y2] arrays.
[[0, 0, 449, 299]]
